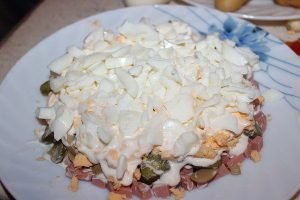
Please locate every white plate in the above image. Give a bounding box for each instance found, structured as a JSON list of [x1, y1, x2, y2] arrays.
[[182, 0, 300, 20], [0, 5, 300, 200]]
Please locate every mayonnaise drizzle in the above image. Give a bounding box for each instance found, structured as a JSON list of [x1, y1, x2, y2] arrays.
[[37, 20, 262, 186]]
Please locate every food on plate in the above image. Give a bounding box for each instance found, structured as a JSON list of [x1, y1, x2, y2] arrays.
[[286, 20, 300, 33], [274, 0, 300, 7], [250, 150, 261, 162], [70, 176, 79, 192], [36, 20, 267, 199], [214, 0, 248, 12]]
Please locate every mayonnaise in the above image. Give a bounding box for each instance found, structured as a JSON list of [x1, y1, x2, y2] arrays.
[[37, 20, 262, 186]]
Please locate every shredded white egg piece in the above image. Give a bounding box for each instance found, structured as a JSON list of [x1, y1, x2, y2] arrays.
[[37, 20, 261, 186]]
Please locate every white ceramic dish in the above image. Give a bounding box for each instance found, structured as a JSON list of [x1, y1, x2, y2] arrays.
[[0, 5, 299, 200], [182, 0, 300, 20]]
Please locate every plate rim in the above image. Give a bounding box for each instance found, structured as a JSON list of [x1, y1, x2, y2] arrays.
[[0, 4, 299, 200]]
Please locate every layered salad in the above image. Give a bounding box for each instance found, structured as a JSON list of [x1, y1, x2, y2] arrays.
[[36, 20, 267, 199]]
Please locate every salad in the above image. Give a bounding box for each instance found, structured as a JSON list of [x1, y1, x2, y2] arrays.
[[36, 20, 267, 199]]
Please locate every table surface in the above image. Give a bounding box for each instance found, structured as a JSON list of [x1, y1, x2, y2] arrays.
[[0, 0, 299, 199]]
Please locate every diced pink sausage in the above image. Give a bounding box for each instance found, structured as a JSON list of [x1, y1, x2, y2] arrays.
[[180, 166, 193, 176], [251, 136, 263, 152], [151, 185, 170, 198], [180, 174, 194, 191], [132, 181, 152, 200], [91, 177, 106, 188], [244, 136, 263, 157], [214, 164, 230, 180], [226, 154, 245, 168], [254, 111, 267, 133], [244, 142, 252, 158], [221, 154, 231, 165]]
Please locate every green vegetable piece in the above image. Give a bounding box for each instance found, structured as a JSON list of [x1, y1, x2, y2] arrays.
[[92, 164, 102, 175], [140, 166, 159, 185], [146, 153, 170, 171], [40, 80, 51, 96], [40, 126, 55, 144], [140, 152, 170, 185], [242, 121, 262, 139], [48, 141, 67, 164], [190, 168, 218, 184]]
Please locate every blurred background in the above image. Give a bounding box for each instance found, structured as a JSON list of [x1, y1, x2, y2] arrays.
[[0, 0, 42, 43]]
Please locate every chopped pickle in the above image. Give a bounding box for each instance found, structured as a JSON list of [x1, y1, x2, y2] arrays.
[[48, 141, 67, 164], [40, 80, 51, 96], [92, 164, 102, 175], [140, 152, 170, 185], [190, 168, 218, 184], [243, 121, 262, 139], [146, 153, 170, 171], [40, 126, 55, 144], [140, 166, 159, 185]]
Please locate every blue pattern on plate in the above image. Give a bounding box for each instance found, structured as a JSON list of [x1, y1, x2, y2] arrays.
[[154, 5, 300, 111], [208, 17, 270, 61]]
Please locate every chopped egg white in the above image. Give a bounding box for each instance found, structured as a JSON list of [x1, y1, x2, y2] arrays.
[[37, 20, 263, 186]]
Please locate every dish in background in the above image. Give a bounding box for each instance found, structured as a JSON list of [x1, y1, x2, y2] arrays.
[[0, 4, 299, 200], [182, 0, 300, 21], [125, 0, 170, 6]]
